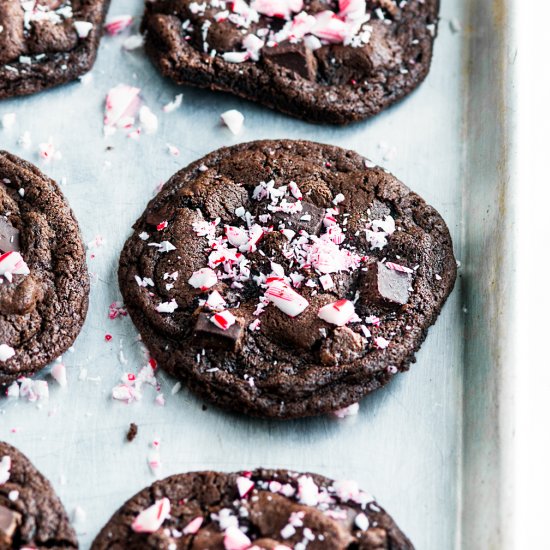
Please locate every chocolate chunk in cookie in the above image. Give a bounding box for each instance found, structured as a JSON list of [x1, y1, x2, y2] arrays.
[[194, 312, 244, 351], [0, 0, 111, 99], [0, 151, 89, 385], [363, 261, 412, 309], [91, 469, 413, 549], [141, 0, 439, 123], [263, 42, 318, 81], [0, 441, 78, 549], [118, 140, 456, 419], [272, 201, 326, 234]]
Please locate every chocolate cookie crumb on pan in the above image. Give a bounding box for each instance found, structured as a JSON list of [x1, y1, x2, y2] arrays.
[[118, 140, 456, 419], [0, 0, 111, 99], [91, 469, 413, 549], [0, 151, 89, 386], [141, 0, 439, 124], [0, 441, 78, 549], [126, 423, 138, 442]]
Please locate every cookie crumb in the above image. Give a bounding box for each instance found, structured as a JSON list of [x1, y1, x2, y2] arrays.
[[126, 422, 138, 442]]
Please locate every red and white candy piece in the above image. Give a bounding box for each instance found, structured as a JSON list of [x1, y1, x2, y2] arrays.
[[265, 280, 309, 317], [0, 251, 29, 281], [210, 310, 236, 331], [104, 84, 141, 133], [225, 226, 248, 247], [206, 290, 227, 311], [183, 516, 204, 535], [104, 15, 133, 36], [131, 498, 171, 533], [374, 336, 390, 349], [223, 526, 251, 550], [338, 0, 366, 19], [236, 475, 255, 498], [0, 344, 14, 362], [385, 262, 413, 274], [251, 0, 303, 19], [318, 299, 355, 326], [188, 268, 218, 291]]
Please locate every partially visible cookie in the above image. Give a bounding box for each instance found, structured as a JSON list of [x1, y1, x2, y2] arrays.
[[0, 0, 111, 99], [91, 468, 413, 549], [141, 0, 439, 124], [118, 140, 456, 418], [0, 151, 89, 385], [0, 441, 78, 549]]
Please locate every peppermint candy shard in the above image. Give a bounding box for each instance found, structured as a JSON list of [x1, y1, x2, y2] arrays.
[[0, 251, 30, 279], [210, 310, 237, 331], [236, 475, 255, 498], [188, 268, 218, 290], [265, 280, 309, 317], [183, 516, 204, 535], [0, 344, 15, 362], [318, 299, 356, 326], [223, 526, 251, 550], [131, 498, 171, 533]]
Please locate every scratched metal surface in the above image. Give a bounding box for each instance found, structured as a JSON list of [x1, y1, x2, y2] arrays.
[[0, 0, 514, 548]]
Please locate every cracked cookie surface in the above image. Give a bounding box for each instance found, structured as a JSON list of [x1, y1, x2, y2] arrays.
[[0, 151, 89, 385], [141, 0, 439, 123], [118, 140, 456, 419]]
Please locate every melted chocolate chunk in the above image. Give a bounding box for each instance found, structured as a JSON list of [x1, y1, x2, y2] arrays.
[[0, 218, 19, 253], [272, 201, 325, 235], [263, 43, 318, 81], [363, 262, 411, 308], [0, 505, 21, 547], [194, 312, 243, 351]]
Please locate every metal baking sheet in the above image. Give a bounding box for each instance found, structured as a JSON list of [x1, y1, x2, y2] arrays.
[[0, 0, 514, 548]]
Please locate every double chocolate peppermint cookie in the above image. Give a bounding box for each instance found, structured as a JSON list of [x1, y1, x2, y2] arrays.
[[0, 0, 111, 99], [0, 151, 89, 385], [92, 469, 412, 549], [142, 0, 438, 124], [119, 140, 456, 418], [0, 441, 78, 548]]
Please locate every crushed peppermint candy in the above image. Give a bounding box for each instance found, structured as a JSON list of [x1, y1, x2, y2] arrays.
[[104, 15, 133, 36], [0, 456, 11, 484], [210, 309, 237, 330], [0, 344, 15, 362], [318, 299, 356, 326], [221, 109, 245, 135], [131, 498, 171, 533]]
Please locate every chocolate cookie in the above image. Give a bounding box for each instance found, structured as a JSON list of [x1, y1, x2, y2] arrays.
[[141, 0, 438, 124], [0, 441, 78, 549], [118, 140, 456, 418], [91, 468, 412, 549], [0, 0, 111, 99], [0, 151, 89, 385]]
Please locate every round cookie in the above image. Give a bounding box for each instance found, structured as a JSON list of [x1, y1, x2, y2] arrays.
[[0, 151, 89, 385], [119, 140, 456, 418], [91, 468, 413, 549], [0, 441, 78, 549], [141, 0, 439, 124], [0, 0, 111, 99]]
